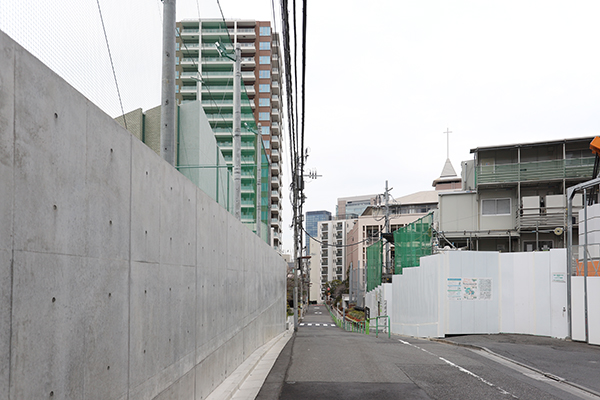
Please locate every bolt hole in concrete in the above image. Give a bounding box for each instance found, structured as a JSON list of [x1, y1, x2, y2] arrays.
[[54, 113, 58, 118], [53, 205, 57, 210], [108, 293, 111, 297], [50, 391, 54, 396]]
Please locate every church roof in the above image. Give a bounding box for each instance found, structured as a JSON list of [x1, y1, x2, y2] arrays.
[[439, 158, 457, 178]]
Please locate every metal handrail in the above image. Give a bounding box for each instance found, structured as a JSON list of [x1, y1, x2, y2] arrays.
[[367, 316, 390, 339]]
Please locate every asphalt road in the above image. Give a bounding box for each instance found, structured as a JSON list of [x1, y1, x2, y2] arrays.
[[256, 305, 600, 400]]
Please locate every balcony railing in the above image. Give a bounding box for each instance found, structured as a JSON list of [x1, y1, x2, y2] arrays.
[[516, 205, 581, 230], [477, 157, 594, 185]]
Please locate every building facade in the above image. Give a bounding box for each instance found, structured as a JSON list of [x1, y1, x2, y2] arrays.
[[305, 210, 331, 254], [317, 218, 356, 300], [438, 137, 595, 252], [175, 19, 283, 250]]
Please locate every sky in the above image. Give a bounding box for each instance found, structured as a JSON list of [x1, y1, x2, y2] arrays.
[[2, 1, 600, 255]]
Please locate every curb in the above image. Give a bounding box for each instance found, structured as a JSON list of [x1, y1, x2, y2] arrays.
[[432, 338, 600, 398], [207, 330, 294, 400]]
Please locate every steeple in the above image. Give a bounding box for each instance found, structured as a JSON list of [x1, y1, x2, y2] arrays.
[[433, 128, 461, 190], [440, 158, 457, 178]]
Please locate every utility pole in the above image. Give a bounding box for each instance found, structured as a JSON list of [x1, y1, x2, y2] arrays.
[[384, 181, 392, 276], [232, 43, 242, 220], [160, 0, 176, 166], [256, 123, 262, 238]]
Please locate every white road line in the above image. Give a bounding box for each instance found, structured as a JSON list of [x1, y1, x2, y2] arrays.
[[398, 340, 517, 398]]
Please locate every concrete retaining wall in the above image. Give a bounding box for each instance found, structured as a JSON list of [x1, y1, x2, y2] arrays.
[[0, 29, 286, 399]]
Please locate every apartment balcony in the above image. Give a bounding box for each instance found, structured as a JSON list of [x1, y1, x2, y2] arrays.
[[181, 57, 199, 66], [243, 85, 255, 96], [272, 95, 280, 107], [271, 204, 280, 215], [271, 81, 280, 94], [201, 57, 231, 65], [271, 149, 279, 162], [271, 190, 280, 201], [271, 175, 280, 188], [516, 205, 583, 231], [241, 57, 255, 68], [271, 54, 280, 66], [181, 71, 201, 81], [180, 85, 198, 94], [199, 71, 255, 82], [180, 28, 199, 36], [476, 157, 594, 186], [271, 108, 280, 122], [201, 28, 230, 37], [241, 156, 255, 165], [271, 122, 280, 134], [271, 217, 281, 228], [241, 184, 254, 193], [181, 42, 200, 50], [271, 135, 280, 149], [270, 162, 280, 176], [202, 85, 232, 94]]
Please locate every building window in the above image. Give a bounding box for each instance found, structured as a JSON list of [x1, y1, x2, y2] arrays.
[[482, 198, 511, 215], [259, 70, 271, 79], [259, 41, 271, 50], [259, 112, 270, 121], [259, 26, 271, 36], [262, 126, 270, 135], [259, 84, 270, 93], [259, 98, 270, 107], [264, 139, 270, 149], [259, 56, 270, 64]]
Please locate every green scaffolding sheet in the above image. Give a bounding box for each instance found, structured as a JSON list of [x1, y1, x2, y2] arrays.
[[394, 212, 433, 274], [366, 240, 383, 292]]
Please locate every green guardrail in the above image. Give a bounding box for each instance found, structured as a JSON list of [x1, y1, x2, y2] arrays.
[[367, 316, 391, 339], [325, 303, 375, 335]]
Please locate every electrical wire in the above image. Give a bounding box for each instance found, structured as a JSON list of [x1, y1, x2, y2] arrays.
[[96, 0, 127, 130], [301, 225, 382, 248]]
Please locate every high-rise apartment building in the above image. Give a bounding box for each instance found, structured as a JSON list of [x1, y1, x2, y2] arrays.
[[175, 19, 283, 250], [305, 210, 331, 254]]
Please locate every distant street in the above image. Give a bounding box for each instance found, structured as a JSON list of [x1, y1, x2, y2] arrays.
[[257, 305, 599, 400]]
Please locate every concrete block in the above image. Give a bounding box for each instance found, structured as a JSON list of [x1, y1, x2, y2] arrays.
[[160, 172, 197, 266], [0, 250, 11, 399], [129, 262, 196, 392], [13, 44, 88, 256], [10, 252, 128, 399], [0, 31, 14, 253], [195, 345, 227, 400], [153, 368, 195, 400], [197, 189, 227, 271], [85, 108, 132, 260], [130, 143, 163, 263]]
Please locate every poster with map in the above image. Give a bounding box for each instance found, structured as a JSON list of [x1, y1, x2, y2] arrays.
[[447, 278, 492, 300]]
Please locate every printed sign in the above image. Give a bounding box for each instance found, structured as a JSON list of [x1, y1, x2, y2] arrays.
[[447, 278, 492, 300]]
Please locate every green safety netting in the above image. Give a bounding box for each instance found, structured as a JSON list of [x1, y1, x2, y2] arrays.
[[366, 240, 383, 292], [393, 212, 433, 274]]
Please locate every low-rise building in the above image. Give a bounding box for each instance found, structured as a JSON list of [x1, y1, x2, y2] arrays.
[[438, 137, 594, 251]]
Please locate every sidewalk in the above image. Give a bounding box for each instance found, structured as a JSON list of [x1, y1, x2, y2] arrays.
[[437, 334, 600, 397]]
